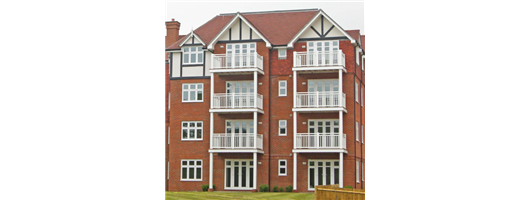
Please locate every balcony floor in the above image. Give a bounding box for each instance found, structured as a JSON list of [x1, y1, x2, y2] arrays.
[[292, 66, 346, 73], [210, 68, 264, 75], [209, 108, 264, 114], [292, 149, 348, 153], [209, 149, 264, 154], [292, 107, 347, 113]]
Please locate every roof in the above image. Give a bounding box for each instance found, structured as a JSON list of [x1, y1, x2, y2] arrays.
[[361, 35, 365, 50], [167, 9, 357, 50]]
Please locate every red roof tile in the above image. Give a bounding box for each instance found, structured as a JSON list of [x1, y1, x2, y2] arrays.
[[242, 10, 318, 45], [167, 15, 234, 50]]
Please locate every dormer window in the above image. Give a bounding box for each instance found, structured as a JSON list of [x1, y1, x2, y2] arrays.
[[183, 46, 203, 65]]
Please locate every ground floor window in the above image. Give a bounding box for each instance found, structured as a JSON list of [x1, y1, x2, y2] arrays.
[[308, 160, 340, 190], [225, 159, 254, 189], [181, 160, 202, 181]]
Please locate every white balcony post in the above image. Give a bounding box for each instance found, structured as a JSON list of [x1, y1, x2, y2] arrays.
[[210, 73, 214, 108], [232, 93, 235, 108], [254, 52, 257, 68], [339, 110, 343, 149], [293, 152, 297, 190], [293, 71, 297, 107], [339, 152, 343, 188], [317, 132, 320, 149], [210, 113, 213, 149], [253, 111, 257, 149], [209, 153, 213, 189], [293, 112, 297, 149], [254, 71, 257, 108], [339, 70, 342, 107], [253, 152, 257, 190], [316, 91, 319, 108]]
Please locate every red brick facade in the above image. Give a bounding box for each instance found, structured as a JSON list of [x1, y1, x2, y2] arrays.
[[165, 11, 365, 192]]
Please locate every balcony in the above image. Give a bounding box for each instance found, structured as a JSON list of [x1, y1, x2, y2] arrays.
[[210, 93, 264, 113], [293, 50, 346, 73], [210, 133, 263, 153], [293, 92, 346, 113], [211, 53, 264, 75], [294, 133, 347, 153]]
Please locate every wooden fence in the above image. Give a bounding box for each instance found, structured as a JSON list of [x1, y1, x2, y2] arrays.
[[314, 185, 365, 200]]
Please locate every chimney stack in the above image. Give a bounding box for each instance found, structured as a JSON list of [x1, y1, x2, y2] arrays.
[[166, 19, 180, 48]]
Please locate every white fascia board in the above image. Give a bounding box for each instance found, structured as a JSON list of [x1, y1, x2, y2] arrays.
[[207, 13, 271, 50], [239, 14, 271, 48], [287, 10, 356, 48], [320, 10, 356, 44], [179, 32, 206, 47], [166, 50, 182, 53]]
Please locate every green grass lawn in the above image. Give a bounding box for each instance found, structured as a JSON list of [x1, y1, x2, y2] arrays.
[[165, 191, 315, 200]]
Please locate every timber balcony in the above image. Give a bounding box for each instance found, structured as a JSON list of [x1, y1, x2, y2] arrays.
[[293, 50, 346, 72], [210, 93, 264, 114], [210, 133, 263, 153], [293, 91, 347, 113], [294, 133, 347, 153], [210, 53, 264, 75]]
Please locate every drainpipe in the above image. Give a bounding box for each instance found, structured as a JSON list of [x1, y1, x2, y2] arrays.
[[268, 47, 271, 191]]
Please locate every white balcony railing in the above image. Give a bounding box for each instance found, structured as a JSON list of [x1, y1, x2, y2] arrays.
[[212, 93, 263, 110], [212, 133, 263, 150], [295, 92, 346, 108], [296, 133, 346, 149], [212, 53, 263, 71], [294, 50, 345, 68]]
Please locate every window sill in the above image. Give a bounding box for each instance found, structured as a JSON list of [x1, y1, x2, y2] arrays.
[[181, 140, 203, 141], [278, 174, 287, 176], [182, 101, 204, 103], [279, 134, 287, 137], [180, 179, 203, 182]]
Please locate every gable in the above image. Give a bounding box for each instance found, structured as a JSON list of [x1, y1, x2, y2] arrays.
[[217, 18, 264, 41], [287, 10, 355, 47]]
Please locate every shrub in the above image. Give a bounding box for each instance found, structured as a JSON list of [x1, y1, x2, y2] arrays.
[[285, 185, 293, 192], [344, 185, 353, 189], [201, 184, 215, 191], [273, 186, 279, 192], [259, 184, 269, 192], [279, 187, 284, 192]]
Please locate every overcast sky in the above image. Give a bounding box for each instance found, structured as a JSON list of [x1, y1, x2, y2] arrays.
[[166, 1, 364, 35]]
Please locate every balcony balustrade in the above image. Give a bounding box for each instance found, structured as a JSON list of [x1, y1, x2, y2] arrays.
[[211, 53, 263, 72], [295, 133, 346, 150], [295, 92, 346, 108], [211, 133, 263, 150], [211, 93, 263, 110], [293, 50, 345, 69]]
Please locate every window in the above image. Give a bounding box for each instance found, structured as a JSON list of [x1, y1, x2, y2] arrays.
[[182, 83, 203, 102], [167, 161, 169, 180], [168, 92, 170, 111], [182, 121, 203, 140], [278, 80, 287, 97], [356, 160, 360, 183], [225, 160, 254, 189], [361, 88, 363, 107], [279, 120, 287, 136], [356, 121, 359, 142], [183, 46, 203, 65], [307, 41, 339, 65], [278, 160, 287, 176], [308, 160, 340, 190], [181, 160, 202, 181], [362, 162, 364, 182], [168, 127, 170, 144], [278, 49, 286, 59], [362, 57, 365, 71], [355, 82, 359, 102], [355, 48, 359, 65], [361, 124, 364, 144]]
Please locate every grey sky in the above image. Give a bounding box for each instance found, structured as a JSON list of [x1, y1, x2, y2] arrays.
[[166, 1, 364, 36]]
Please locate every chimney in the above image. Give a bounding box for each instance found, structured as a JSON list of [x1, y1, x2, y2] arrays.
[[166, 19, 180, 48]]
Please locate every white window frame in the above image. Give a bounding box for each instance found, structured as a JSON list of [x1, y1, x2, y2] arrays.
[[278, 80, 287, 97], [308, 119, 340, 134], [307, 159, 340, 191], [278, 49, 287, 59], [355, 47, 360, 65], [167, 161, 169, 180], [168, 127, 170, 144], [181, 159, 202, 181], [356, 121, 359, 142], [182, 83, 203, 102], [225, 120, 254, 134], [362, 161, 364, 182], [355, 82, 359, 102], [356, 160, 360, 183], [361, 87, 363, 107], [181, 121, 203, 141], [278, 159, 287, 176], [225, 159, 254, 190], [361, 124, 364, 144], [182, 46, 203, 65], [279, 120, 287, 136], [362, 56, 365, 71], [168, 92, 170, 111]]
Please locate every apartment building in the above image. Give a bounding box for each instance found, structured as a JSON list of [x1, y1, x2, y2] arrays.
[[165, 8, 365, 192]]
